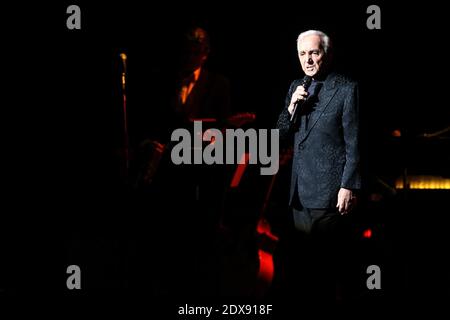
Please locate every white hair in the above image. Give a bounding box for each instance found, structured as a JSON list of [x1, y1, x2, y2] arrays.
[[297, 30, 332, 54]]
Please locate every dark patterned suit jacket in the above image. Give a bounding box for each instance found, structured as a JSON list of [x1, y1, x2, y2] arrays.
[[277, 72, 361, 209]]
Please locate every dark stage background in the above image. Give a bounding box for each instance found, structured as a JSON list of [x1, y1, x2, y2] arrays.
[[3, 0, 449, 315]]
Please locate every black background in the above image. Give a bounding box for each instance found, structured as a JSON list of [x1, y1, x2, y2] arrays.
[[3, 0, 449, 314]]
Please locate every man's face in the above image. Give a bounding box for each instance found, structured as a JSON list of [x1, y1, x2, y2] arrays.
[[298, 35, 326, 78]]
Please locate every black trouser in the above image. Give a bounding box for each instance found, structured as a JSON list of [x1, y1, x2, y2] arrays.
[[293, 207, 341, 236], [274, 206, 348, 308]]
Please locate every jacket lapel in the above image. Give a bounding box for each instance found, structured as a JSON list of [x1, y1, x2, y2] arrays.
[[299, 73, 338, 144]]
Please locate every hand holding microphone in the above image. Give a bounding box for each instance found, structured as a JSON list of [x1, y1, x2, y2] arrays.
[[289, 76, 312, 122], [288, 86, 308, 114]]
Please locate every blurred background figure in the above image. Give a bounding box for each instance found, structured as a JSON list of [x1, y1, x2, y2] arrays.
[[173, 26, 231, 125], [129, 25, 235, 299]]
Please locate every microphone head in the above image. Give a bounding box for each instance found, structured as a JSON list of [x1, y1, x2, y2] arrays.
[[302, 75, 312, 88]]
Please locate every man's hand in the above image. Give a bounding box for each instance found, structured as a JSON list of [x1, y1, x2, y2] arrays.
[[336, 188, 355, 215], [288, 85, 309, 114]]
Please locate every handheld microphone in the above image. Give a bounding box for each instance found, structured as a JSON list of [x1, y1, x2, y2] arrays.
[[290, 76, 312, 122]]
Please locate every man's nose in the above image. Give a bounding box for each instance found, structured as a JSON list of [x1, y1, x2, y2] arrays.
[[307, 57, 314, 64]]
